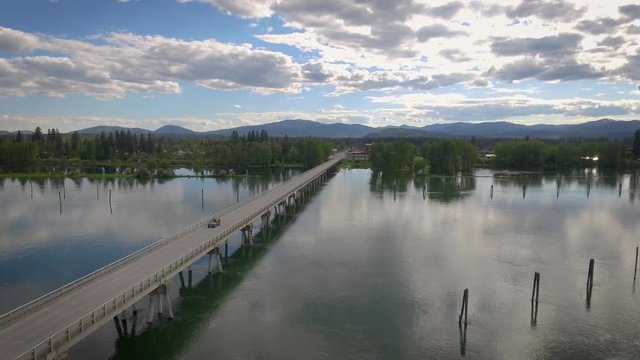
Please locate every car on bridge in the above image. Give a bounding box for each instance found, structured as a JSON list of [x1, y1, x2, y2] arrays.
[[208, 218, 221, 228]]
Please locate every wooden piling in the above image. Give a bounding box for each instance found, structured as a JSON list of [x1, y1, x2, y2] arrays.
[[30, 181, 33, 199], [201, 188, 204, 210], [634, 246, 638, 281], [458, 288, 469, 327], [531, 272, 540, 305], [58, 191, 62, 214], [619, 182, 622, 198], [586, 258, 595, 306], [531, 272, 540, 326], [587, 259, 595, 290], [62, 181, 65, 199], [490, 184, 494, 199], [109, 189, 112, 214], [96, 182, 99, 200]]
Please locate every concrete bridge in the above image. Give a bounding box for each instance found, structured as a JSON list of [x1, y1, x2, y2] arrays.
[[0, 153, 343, 360]]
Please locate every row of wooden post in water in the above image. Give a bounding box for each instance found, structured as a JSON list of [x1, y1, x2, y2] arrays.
[[51, 183, 232, 215], [458, 248, 639, 330], [55, 183, 113, 214], [489, 180, 625, 200]]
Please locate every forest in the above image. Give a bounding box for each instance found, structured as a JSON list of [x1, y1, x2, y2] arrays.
[[0, 128, 334, 175], [2, 126, 640, 177], [366, 131, 640, 175]]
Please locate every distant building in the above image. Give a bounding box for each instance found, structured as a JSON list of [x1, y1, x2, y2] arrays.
[[347, 145, 370, 160]]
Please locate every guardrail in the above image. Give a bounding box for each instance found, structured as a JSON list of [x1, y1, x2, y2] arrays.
[[10, 153, 344, 360]]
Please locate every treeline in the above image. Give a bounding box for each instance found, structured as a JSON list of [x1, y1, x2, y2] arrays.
[[365, 136, 638, 175], [0, 127, 333, 171], [369, 139, 478, 175], [492, 140, 630, 170]]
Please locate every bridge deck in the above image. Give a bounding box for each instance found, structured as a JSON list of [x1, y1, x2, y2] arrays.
[[0, 154, 342, 359]]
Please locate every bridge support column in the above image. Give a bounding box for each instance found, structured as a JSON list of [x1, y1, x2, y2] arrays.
[[225, 240, 229, 258], [261, 210, 271, 230], [113, 315, 124, 338], [214, 246, 223, 273], [178, 271, 186, 288], [208, 247, 224, 273], [120, 310, 128, 337], [159, 284, 173, 320], [188, 266, 193, 287], [147, 291, 156, 324], [157, 289, 163, 316], [241, 224, 254, 246]]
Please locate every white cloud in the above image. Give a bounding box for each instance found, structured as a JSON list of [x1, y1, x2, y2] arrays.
[[0, 27, 306, 98], [367, 92, 640, 123], [176, 0, 274, 18]]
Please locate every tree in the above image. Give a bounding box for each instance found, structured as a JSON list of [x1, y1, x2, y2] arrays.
[[32, 127, 43, 142], [71, 131, 80, 153]]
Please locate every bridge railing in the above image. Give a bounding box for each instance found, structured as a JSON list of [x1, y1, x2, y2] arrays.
[[13, 154, 344, 360]]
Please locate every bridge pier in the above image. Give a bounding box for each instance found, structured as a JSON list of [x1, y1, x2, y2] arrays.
[[208, 247, 224, 273], [147, 291, 156, 324], [147, 284, 173, 324], [159, 284, 173, 319], [120, 310, 128, 337], [260, 210, 271, 230], [241, 224, 254, 246], [113, 315, 123, 338]]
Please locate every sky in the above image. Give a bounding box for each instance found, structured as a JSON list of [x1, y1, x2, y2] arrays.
[[0, 0, 639, 132]]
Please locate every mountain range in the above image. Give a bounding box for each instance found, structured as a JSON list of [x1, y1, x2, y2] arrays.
[[2, 119, 640, 139]]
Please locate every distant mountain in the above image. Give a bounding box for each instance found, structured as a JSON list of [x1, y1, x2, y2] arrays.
[[153, 125, 196, 135], [76, 126, 152, 135], [364, 127, 446, 138], [360, 119, 640, 139], [206, 119, 374, 138], [6, 118, 640, 139], [421, 121, 528, 137]]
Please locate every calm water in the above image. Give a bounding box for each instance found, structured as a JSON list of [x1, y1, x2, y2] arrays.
[[1, 169, 640, 359]]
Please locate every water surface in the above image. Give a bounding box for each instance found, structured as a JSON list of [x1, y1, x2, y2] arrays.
[[1, 169, 639, 359]]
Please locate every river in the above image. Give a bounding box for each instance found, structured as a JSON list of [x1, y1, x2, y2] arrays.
[[1, 168, 639, 359]]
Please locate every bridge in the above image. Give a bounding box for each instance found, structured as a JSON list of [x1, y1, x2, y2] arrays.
[[0, 153, 343, 360]]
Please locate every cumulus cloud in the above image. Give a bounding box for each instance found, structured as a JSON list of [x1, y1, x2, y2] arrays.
[[427, 1, 465, 19], [575, 17, 623, 35], [619, 4, 640, 20], [439, 48, 472, 62], [614, 54, 640, 81], [0, 26, 305, 98], [0, 27, 39, 51], [490, 33, 583, 58], [505, 0, 586, 22], [176, 0, 273, 18], [492, 57, 604, 82], [367, 92, 640, 122], [416, 24, 467, 42], [597, 36, 625, 48]]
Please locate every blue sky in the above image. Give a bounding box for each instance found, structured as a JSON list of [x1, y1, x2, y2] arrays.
[[0, 0, 639, 132]]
